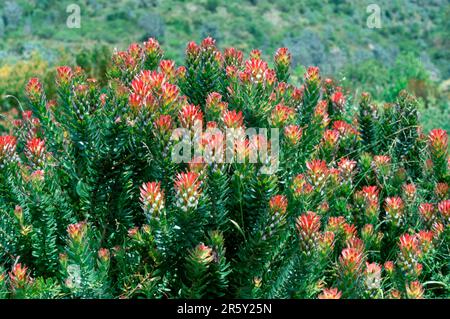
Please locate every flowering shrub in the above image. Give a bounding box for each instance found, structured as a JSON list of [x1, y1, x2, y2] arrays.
[[0, 37, 448, 299]]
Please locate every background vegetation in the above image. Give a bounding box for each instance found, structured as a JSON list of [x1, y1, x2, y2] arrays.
[[0, 0, 449, 132]]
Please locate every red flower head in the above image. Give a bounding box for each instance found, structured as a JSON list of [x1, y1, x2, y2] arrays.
[[429, 129, 448, 158], [127, 43, 142, 61], [25, 138, 46, 164], [161, 82, 180, 106], [274, 47, 291, 67], [342, 223, 357, 241], [296, 211, 321, 253], [438, 199, 450, 223], [372, 155, 391, 176], [143, 37, 163, 61], [332, 120, 357, 138], [140, 181, 165, 219], [398, 233, 422, 278], [385, 197, 404, 227], [249, 49, 262, 59], [186, 41, 200, 60], [435, 183, 449, 200], [313, 100, 329, 127], [270, 104, 295, 127], [128, 93, 144, 114], [159, 60, 176, 80], [416, 230, 434, 254], [25, 78, 43, 102], [384, 261, 395, 275], [338, 158, 357, 179], [322, 129, 340, 149], [306, 159, 328, 187], [179, 104, 203, 129], [176, 66, 186, 79], [0, 135, 17, 163], [291, 174, 313, 198], [318, 288, 342, 299], [244, 58, 268, 84], [304, 66, 320, 84], [139, 70, 167, 91], [402, 183, 417, 202], [201, 37, 216, 50], [67, 221, 88, 243], [362, 186, 379, 202], [399, 234, 420, 255], [292, 87, 303, 101], [222, 109, 244, 129], [331, 91, 346, 109], [284, 125, 303, 145], [338, 247, 364, 277], [318, 231, 335, 255], [127, 227, 139, 239], [361, 223, 374, 240], [154, 114, 173, 135], [326, 216, 346, 233], [98, 248, 110, 262], [269, 195, 288, 216], [192, 243, 214, 264], [131, 77, 150, 97], [224, 47, 244, 67], [174, 171, 202, 212], [432, 222, 445, 237], [419, 203, 436, 225], [56, 66, 73, 86]]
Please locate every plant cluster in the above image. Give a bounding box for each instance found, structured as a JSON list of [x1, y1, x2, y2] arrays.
[[0, 37, 448, 299]]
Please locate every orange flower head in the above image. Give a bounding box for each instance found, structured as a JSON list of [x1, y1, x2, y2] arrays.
[[406, 281, 424, 299], [419, 203, 436, 225], [174, 172, 202, 212], [338, 247, 364, 276], [284, 125, 303, 145], [159, 60, 176, 79], [306, 159, 328, 187], [435, 183, 449, 200], [244, 58, 268, 84], [26, 78, 43, 102], [274, 47, 291, 67], [67, 221, 88, 243], [429, 129, 448, 158], [385, 197, 404, 226], [9, 263, 31, 289], [270, 104, 295, 127], [154, 114, 173, 134], [224, 47, 244, 66], [143, 37, 162, 56], [56, 66, 73, 85], [318, 288, 342, 299]]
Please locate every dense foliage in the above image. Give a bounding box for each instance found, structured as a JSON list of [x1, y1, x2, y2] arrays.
[[1, 0, 449, 133], [0, 37, 449, 299]]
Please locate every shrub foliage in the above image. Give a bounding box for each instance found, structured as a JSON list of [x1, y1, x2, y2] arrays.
[[0, 37, 449, 299]]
